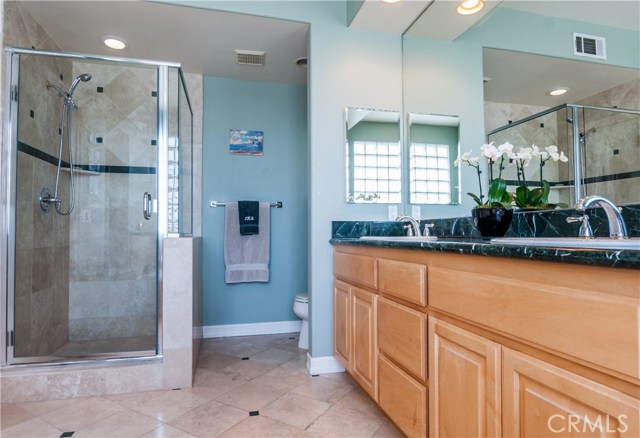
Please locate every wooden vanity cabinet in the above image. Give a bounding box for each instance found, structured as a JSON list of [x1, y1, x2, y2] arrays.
[[333, 245, 640, 438]]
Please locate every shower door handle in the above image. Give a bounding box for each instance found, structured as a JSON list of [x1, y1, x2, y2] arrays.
[[143, 192, 152, 220]]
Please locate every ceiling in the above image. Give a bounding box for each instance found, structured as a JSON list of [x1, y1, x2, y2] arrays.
[[18, 0, 639, 104], [19, 1, 309, 85], [483, 48, 639, 106], [350, 0, 639, 37]]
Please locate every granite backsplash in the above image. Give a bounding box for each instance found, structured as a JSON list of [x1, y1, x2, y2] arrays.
[[332, 203, 640, 239]]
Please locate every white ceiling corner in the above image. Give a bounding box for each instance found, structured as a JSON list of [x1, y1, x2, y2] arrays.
[[405, 0, 502, 41], [348, 0, 433, 35]]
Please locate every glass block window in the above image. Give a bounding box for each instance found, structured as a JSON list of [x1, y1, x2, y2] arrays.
[[410, 143, 451, 204], [351, 141, 402, 203]]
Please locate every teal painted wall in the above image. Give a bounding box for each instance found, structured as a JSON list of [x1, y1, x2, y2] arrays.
[[201, 76, 308, 326], [172, 1, 403, 359]]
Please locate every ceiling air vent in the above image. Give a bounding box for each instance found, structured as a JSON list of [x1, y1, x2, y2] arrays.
[[573, 32, 606, 60], [235, 50, 265, 66]]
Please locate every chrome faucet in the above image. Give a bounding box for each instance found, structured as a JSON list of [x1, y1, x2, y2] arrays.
[[396, 215, 421, 237], [574, 195, 628, 239]]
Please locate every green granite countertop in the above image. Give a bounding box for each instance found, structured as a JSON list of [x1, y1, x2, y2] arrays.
[[329, 236, 639, 269], [331, 206, 640, 269]]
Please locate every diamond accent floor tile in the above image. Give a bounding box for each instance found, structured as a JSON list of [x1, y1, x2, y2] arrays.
[[0, 333, 398, 437]]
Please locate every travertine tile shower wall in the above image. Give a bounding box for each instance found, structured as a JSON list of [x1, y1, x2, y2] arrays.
[[578, 79, 639, 204], [5, 1, 72, 356], [68, 61, 158, 342], [484, 78, 639, 206]]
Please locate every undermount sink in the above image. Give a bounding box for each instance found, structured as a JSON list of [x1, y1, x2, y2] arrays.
[[360, 236, 438, 242], [490, 237, 640, 251]]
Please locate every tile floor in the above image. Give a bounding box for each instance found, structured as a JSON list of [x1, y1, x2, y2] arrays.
[[1, 333, 402, 437]]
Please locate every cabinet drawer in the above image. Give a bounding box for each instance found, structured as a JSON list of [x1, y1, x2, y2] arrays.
[[379, 354, 427, 438], [378, 297, 427, 381], [334, 252, 377, 289], [429, 266, 640, 379], [378, 259, 426, 306]]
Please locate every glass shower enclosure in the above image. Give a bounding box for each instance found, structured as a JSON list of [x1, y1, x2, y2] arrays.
[[2, 48, 192, 365], [487, 103, 640, 207]]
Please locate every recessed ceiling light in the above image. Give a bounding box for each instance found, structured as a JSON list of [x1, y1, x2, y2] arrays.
[[456, 0, 484, 15], [381, 0, 401, 3], [295, 57, 308, 69], [548, 87, 569, 96], [101, 35, 127, 50]]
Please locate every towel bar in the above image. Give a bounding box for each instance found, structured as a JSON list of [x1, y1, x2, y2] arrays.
[[209, 201, 283, 208]]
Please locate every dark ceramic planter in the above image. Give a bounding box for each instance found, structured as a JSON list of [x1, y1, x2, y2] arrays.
[[472, 207, 513, 238]]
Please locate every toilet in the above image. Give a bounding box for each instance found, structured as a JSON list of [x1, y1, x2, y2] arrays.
[[293, 293, 309, 349]]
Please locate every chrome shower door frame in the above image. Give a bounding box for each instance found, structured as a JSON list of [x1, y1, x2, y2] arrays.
[[1, 48, 184, 366]]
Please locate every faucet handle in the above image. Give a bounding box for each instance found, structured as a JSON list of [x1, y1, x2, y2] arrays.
[[403, 224, 415, 237], [567, 215, 594, 238], [423, 223, 435, 236]]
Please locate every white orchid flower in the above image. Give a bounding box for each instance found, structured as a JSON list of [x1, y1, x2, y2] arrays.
[[516, 147, 534, 162], [454, 150, 473, 167], [497, 142, 516, 159], [480, 142, 500, 161], [468, 155, 480, 164], [558, 151, 569, 162], [545, 145, 561, 160]]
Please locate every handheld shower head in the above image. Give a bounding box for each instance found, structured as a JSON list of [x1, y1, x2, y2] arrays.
[[68, 73, 92, 96]]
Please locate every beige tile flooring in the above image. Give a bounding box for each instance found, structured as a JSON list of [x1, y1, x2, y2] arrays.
[[1, 333, 402, 437]]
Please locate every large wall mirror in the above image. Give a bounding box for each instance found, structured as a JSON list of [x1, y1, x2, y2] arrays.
[[401, 1, 639, 209], [345, 107, 401, 204]]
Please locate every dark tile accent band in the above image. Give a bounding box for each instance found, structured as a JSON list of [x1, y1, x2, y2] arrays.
[[505, 170, 640, 188], [18, 141, 68, 167], [18, 141, 156, 175]]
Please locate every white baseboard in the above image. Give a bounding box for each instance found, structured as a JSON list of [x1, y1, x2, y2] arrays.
[[203, 320, 302, 338], [306, 353, 346, 375]]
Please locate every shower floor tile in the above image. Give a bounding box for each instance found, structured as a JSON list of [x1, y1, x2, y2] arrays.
[[0, 333, 402, 437]]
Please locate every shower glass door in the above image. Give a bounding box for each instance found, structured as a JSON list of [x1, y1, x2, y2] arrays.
[[8, 51, 159, 362]]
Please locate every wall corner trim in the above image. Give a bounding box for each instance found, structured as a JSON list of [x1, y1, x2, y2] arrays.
[[203, 320, 302, 338], [306, 353, 346, 375]]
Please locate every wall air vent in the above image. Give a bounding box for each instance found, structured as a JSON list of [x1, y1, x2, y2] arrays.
[[573, 32, 606, 60], [235, 50, 266, 66]]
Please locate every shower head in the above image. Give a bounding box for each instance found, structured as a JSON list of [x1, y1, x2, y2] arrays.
[[68, 73, 92, 97]]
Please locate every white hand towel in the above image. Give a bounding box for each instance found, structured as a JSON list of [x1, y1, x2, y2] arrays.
[[224, 202, 270, 283]]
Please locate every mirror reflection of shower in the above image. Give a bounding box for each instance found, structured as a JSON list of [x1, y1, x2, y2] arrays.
[[39, 73, 92, 215]]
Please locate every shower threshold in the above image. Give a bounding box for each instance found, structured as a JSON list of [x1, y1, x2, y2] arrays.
[[49, 335, 156, 356]]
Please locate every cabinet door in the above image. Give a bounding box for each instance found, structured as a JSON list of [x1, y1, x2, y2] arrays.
[[333, 280, 350, 369], [429, 318, 502, 438], [351, 286, 378, 400], [503, 348, 639, 437]]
